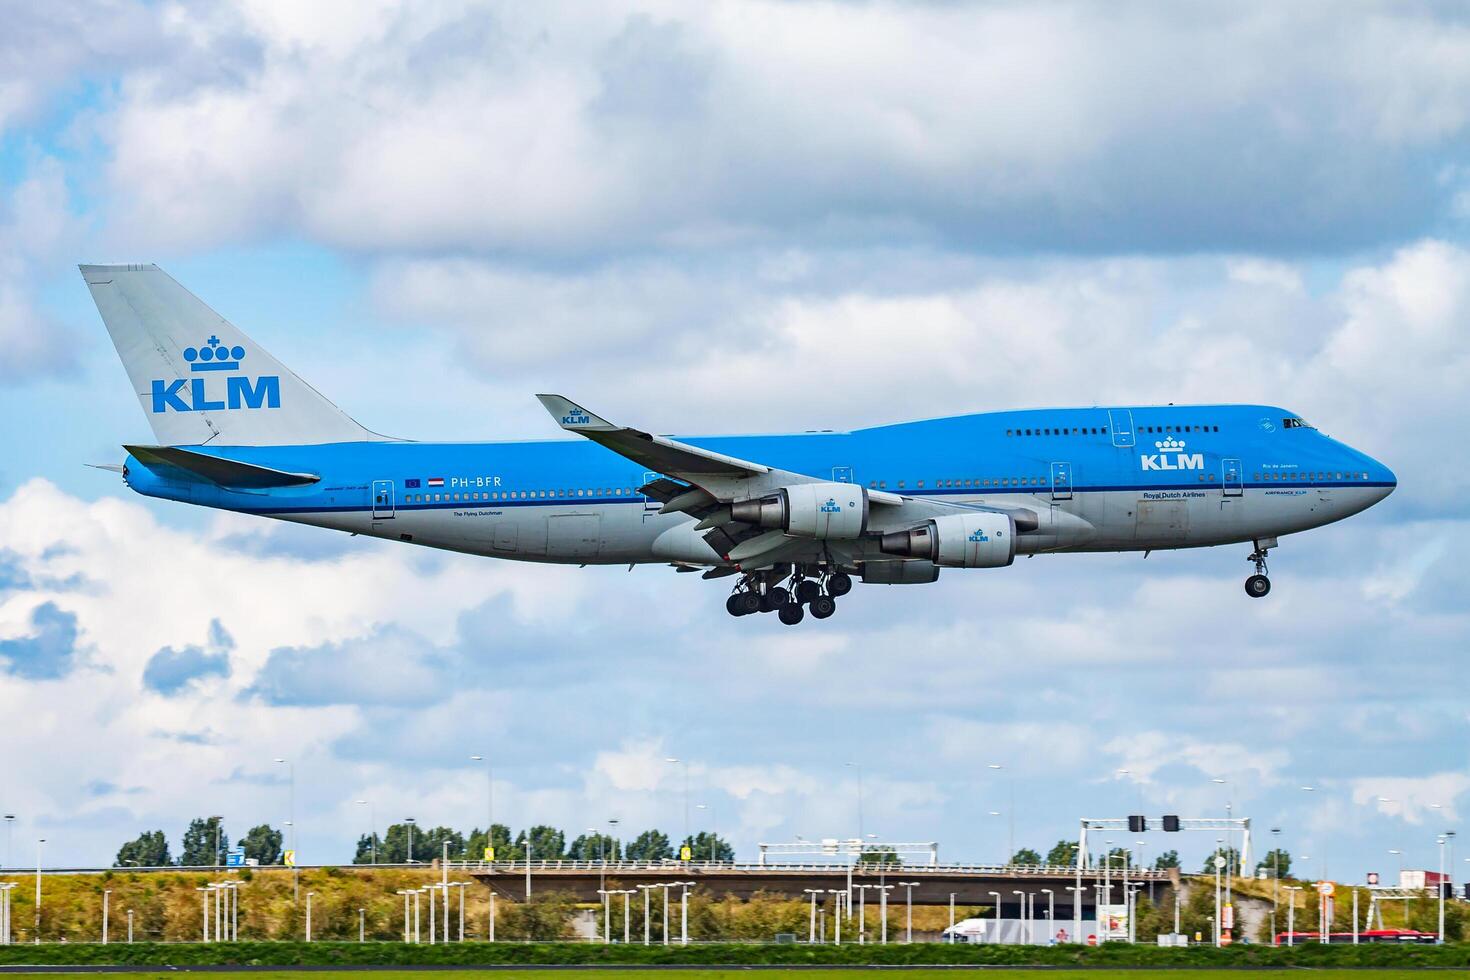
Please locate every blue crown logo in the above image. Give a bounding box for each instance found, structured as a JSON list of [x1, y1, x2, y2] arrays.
[[968, 529, 990, 542], [183, 336, 245, 372], [820, 498, 842, 513]]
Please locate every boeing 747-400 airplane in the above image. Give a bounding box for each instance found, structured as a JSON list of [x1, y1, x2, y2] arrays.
[[83, 264, 1396, 624]]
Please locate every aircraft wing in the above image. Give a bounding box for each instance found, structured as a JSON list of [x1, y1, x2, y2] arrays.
[[536, 394, 772, 479], [536, 394, 1029, 571]]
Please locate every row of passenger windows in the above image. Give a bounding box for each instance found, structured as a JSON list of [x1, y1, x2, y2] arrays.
[[406, 488, 633, 503], [869, 477, 1049, 490], [1007, 426, 1106, 436], [1004, 423, 1221, 437], [1256, 471, 1370, 482]]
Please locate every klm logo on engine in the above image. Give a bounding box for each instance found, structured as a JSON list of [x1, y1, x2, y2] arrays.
[[968, 529, 991, 542], [820, 498, 842, 513], [150, 337, 280, 413], [1140, 437, 1204, 471]]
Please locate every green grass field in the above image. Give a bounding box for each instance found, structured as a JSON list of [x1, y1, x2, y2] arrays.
[[0, 971, 1443, 979]]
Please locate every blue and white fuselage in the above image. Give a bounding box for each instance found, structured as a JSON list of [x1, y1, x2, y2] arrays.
[[84, 265, 1395, 620]]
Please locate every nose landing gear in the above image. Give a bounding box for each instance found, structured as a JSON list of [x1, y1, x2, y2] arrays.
[[1244, 543, 1272, 598]]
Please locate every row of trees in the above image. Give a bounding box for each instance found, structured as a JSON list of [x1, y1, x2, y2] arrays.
[[351, 823, 733, 864], [115, 818, 283, 867], [1005, 841, 1293, 878], [119, 822, 1286, 877], [115, 817, 731, 868]]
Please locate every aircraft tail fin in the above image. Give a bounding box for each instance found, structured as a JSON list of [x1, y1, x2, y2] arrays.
[[80, 264, 390, 447]]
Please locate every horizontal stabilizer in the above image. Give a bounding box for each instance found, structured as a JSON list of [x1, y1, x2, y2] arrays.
[[86, 462, 125, 474], [126, 445, 320, 489]]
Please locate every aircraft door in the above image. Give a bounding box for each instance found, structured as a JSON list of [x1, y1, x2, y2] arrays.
[[371, 479, 395, 519], [832, 466, 854, 483], [1050, 461, 1073, 501], [1107, 409, 1135, 448], [1222, 457, 1243, 497]]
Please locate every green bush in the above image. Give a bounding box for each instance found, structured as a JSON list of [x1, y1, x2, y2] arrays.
[[0, 939, 1465, 969]]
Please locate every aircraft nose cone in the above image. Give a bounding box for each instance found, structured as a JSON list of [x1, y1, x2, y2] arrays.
[[1369, 458, 1396, 504]]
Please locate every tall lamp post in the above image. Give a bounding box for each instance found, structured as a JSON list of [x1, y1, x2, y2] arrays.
[[665, 758, 690, 848], [844, 761, 865, 841], [469, 754, 493, 850], [274, 758, 297, 902], [355, 799, 375, 864], [695, 804, 718, 861], [989, 890, 1003, 943], [899, 881, 920, 944], [987, 764, 1014, 864], [1285, 884, 1303, 945], [34, 838, 44, 945]]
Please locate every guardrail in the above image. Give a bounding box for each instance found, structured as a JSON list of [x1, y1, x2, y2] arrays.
[[2, 860, 1171, 879]]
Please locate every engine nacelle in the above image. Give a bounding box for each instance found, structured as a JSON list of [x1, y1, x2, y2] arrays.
[[878, 512, 1016, 568], [860, 560, 941, 584], [730, 482, 868, 539]]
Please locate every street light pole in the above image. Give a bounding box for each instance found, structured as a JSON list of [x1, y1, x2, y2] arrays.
[[989, 890, 1002, 943], [1013, 890, 1027, 945], [306, 891, 314, 942], [34, 838, 44, 945], [987, 763, 1013, 863], [1285, 885, 1302, 945], [900, 881, 919, 944], [665, 758, 690, 849], [1042, 888, 1055, 944], [274, 758, 297, 902], [102, 889, 110, 944], [355, 800, 375, 864], [470, 755, 493, 853]]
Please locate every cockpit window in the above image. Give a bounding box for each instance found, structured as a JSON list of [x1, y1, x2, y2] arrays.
[[1282, 417, 1314, 429]]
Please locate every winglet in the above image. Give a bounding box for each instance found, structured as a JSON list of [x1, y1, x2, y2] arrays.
[[535, 394, 619, 432]]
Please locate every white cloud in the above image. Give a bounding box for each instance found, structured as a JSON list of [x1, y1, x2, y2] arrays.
[[1350, 774, 1470, 825], [76, 1, 1470, 255]]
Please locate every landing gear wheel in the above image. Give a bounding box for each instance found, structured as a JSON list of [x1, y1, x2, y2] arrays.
[[826, 571, 853, 597], [1245, 574, 1271, 598], [736, 591, 762, 616], [794, 579, 822, 604], [810, 595, 837, 619], [726, 594, 744, 617], [760, 586, 789, 612], [777, 602, 805, 625]]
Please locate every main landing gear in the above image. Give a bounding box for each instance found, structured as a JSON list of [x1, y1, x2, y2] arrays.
[[726, 566, 852, 624], [1244, 541, 1272, 598]]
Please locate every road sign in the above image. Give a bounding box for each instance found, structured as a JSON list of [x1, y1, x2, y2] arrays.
[[1367, 871, 1379, 885], [226, 850, 244, 867], [1317, 881, 1335, 896], [484, 846, 495, 861], [1222, 903, 1234, 930], [679, 845, 692, 861], [284, 849, 296, 867]]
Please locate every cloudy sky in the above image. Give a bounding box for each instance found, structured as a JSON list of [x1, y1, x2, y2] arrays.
[[1, 1, 1468, 881]]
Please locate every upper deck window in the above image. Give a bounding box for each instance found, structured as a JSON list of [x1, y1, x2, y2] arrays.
[[1283, 417, 1314, 429]]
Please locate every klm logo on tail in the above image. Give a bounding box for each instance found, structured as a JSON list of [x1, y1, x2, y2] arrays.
[[1140, 437, 1204, 471], [560, 406, 592, 426], [151, 337, 280, 413]]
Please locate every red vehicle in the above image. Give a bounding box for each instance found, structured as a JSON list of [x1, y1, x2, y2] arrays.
[[1274, 928, 1438, 945]]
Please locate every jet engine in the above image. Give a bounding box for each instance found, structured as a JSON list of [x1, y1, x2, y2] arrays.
[[730, 482, 868, 539], [878, 512, 1016, 568]]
